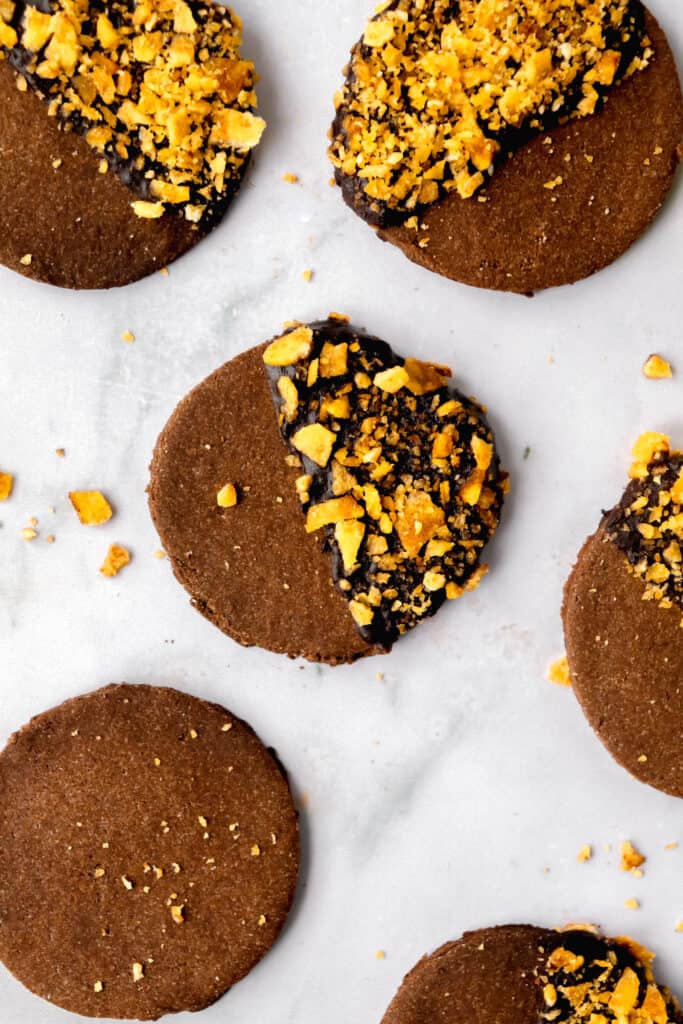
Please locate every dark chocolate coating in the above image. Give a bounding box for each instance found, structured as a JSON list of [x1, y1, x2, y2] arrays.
[[338, 8, 683, 294], [0, 58, 246, 289], [563, 524, 683, 798], [0, 683, 300, 1019], [148, 342, 378, 665]]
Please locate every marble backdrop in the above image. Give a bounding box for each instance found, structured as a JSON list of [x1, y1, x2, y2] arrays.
[[1, 1, 683, 1021]]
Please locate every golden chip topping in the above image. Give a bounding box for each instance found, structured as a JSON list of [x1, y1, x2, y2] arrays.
[[606, 435, 683, 618], [540, 930, 675, 1024], [1, 0, 264, 222], [263, 319, 507, 646], [329, 0, 650, 223]]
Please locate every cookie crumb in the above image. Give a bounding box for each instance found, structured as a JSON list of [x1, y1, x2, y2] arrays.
[[642, 354, 673, 379], [55, 448, 65, 458], [100, 544, 131, 578]]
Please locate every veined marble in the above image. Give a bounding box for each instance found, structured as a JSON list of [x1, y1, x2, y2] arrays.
[[1, 1, 683, 1020]]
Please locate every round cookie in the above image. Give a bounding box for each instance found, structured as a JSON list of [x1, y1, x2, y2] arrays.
[[381, 925, 680, 1024], [0, 683, 300, 1019], [149, 318, 506, 664], [0, 0, 264, 289], [563, 434, 683, 798], [330, 3, 683, 295]]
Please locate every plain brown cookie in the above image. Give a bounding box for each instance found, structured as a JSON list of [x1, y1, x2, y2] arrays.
[[0, 683, 300, 1019], [563, 524, 683, 798], [380, 925, 681, 1024], [345, 9, 683, 295], [148, 342, 378, 665]]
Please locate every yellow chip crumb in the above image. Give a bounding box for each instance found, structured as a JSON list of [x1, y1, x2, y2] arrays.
[[93, 980, 103, 993], [0, 472, 14, 501], [624, 898, 640, 910], [131, 200, 165, 219], [251, 843, 261, 857], [283, 172, 298, 184], [121, 330, 135, 343], [376, 950, 386, 960], [620, 840, 645, 873], [19, 253, 32, 266], [547, 655, 570, 687], [302, 269, 313, 282], [642, 354, 673, 380], [69, 491, 113, 525], [100, 544, 131, 578], [132, 962, 144, 982], [577, 844, 592, 863], [170, 904, 185, 925], [21, 527, 38, 541], [217, 483, 238, 508]]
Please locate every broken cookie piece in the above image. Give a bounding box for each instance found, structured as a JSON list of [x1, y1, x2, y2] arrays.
[[330, 1, 683, 293], [0, 683, 299, 1018], [149, 318, 507, 663], [563, 433, 683, 797], [381, 924, 680, 1024], [0, 0, 264, 288]]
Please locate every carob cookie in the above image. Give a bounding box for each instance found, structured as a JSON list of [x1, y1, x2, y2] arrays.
[[563, 433, 683, 798], [0, 683, 300, 1019], [149, 317, 507, 664], [329, 1, 683, 294], [0, 0, 264, 288], [381, 924, 681, 1024]]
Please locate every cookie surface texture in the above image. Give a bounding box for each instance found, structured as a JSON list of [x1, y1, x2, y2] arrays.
[[0, 683, 300, 1019]]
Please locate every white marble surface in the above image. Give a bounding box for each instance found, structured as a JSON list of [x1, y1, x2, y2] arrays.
[[2, 1, 683, 1021]]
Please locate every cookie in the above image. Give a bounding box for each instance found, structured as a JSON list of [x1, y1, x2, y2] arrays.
[[0, 683, 300, 1019], [330, 2, 683, 295], [381, 924, 680, 1024], [563, 432, 683, 798], [149, 318, 507, 664], [0, 0, 265, 289]]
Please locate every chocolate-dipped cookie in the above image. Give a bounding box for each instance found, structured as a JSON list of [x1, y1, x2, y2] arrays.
[[381, 924, 680, 1024], [329, 1, 683, 295], [0, 683, 299, 1019], [149, 318, 507, 664], [0, 0, 264, 289], [563, 433, 683, 798]]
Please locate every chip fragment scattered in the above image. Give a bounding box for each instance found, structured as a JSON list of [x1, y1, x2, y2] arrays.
[[100, 543, 131, 577], [69, 490, 113, 525]]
